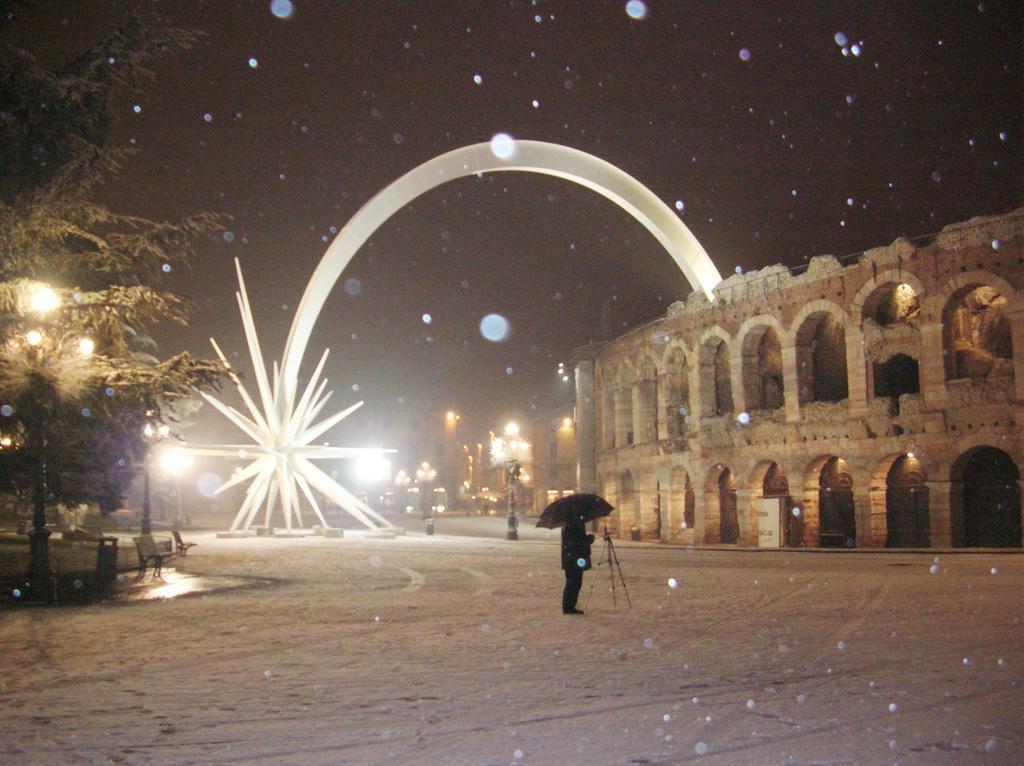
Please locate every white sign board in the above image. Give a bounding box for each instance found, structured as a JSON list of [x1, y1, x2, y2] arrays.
[[758, 498, 782, 548]]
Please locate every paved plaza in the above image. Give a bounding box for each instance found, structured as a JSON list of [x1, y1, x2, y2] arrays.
[[1, 521, 1021, 765]]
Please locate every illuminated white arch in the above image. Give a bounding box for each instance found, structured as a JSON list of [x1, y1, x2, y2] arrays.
[[281, 139, 722, 398], [199, 140, 723, 533]]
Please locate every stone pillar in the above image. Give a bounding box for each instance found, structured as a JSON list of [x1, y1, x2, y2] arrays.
[[846, 326, 869, 420], [656, 372, 672, 440], [737, 488, 757, 545], [854, 489, 874, 548], [801, 486, 820, 547], [574, 360, 597, 494], [867, 485, 888, 547], [730, 350, 747, 416], [1009, 308, 1024, 406], [926, 479, 953, 547], [701, 488, 720, 544], [782, 344, 801, 423], [614, 387, 631, 447], [688, 363, 704, 429], [918, 320, 948, 410]]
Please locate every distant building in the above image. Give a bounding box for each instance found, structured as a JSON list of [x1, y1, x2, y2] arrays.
[[527, 408, 578, 515], [573, 209, 1023, 548]]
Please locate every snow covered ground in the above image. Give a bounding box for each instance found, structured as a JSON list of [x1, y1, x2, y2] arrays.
[[1, 522, 1021, 765]]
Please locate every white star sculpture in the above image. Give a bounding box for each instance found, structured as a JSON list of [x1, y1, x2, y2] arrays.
[[186, 260, 396, 532]]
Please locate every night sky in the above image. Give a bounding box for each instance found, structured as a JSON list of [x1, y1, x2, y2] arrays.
[[3, 0, 1021, 463]]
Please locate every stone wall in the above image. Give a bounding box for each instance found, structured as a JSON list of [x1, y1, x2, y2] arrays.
[[580, 209, 1024, 548]]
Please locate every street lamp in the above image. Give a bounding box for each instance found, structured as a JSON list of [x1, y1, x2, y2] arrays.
[[141, 420, 170, 535], [22, 285, 62, 593], [158, 445, 194, 529], [490, 421, 532, 540], [416, 461, 437, 518]]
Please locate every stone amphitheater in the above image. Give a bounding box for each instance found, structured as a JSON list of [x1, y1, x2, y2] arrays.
[[572, 208, 1023, 549]]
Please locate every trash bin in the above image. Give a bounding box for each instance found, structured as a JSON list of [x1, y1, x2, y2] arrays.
[[425, 518, 435, 535], [630, 526, 640, 541], [95, 538, 118, 585]]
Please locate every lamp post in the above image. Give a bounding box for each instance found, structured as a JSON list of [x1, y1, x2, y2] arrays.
[[141, 421, 170, 535], [415, 461, 437, 518], [158, 445, 194, 529], [394, 469, 410, 512], [18, 285, 96, 594], [491, 422, 532, 541]]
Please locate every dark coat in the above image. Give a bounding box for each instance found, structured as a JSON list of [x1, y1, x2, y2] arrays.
[[561, 521, 595, 571]]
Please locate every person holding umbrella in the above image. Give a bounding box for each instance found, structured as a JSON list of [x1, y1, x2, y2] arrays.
[[537, 493, 615, 615], [561, 516, 594, 614]]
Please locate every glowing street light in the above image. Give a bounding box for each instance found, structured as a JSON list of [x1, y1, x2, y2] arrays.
[[77, 337, 95, 357], [490, 422, 531, 540], [158, 446, 195, 528], [141, 420, 172, 535], [352, 453, 392, 485], [29, 285, 60, 314]]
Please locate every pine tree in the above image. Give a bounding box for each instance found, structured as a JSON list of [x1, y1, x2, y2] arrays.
[[0, 14, 226, 529]]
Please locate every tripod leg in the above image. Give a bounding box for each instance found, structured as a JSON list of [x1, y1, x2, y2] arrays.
[[581, 538, 609, 611], [607, 539, 632, 608], [608, 545, 617, 608]]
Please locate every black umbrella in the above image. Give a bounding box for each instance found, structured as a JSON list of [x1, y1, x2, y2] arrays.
[[536, 493, 615, 529]]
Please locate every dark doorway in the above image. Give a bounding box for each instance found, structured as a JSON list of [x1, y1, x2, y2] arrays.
[[763, 463, 799, 547], [718, 468, 739, 543], [963, 448, 1021, 547], [874, 354, 920, 400], [885, 455, 930, 547], [819, 457, 855, 547]]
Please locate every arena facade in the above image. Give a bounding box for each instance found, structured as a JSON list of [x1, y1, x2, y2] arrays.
[[573, 209, 1023, 548]]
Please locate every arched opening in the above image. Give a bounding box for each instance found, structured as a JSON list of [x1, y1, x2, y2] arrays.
[[762, 463, 798, 546], [885, 455, 930, 547], [818, 457, 855, 547], [864, 282, 920, 326], [700, 337, 733, 417], [952, 448, 1021, 547], [668, 466, 695, 536], [600, 384, 615, 449], [633, 359, 658, 443], [742, 326, 784, 411], [614, 367, 634, 447], [718, 467, 739, 544], [619, 470, 637, 538], [662, 349, 690, 438], [943, 285, 1013, 380], [796, 313, 848, 404]]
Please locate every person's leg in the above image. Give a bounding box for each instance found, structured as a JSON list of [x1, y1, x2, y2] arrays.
[[563, 568, 584, 613]]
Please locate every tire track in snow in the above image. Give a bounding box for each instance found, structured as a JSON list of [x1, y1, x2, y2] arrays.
[[458, 566, 495, 596], [397, 567, 425, 593]]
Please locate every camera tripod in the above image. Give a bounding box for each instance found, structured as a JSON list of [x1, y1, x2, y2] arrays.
[[583, 527, 631, 609]]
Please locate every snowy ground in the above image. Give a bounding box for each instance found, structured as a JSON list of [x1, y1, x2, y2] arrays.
[[1, 520, 1021, 766]]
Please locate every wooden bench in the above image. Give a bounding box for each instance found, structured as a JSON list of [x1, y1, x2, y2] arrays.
[[132, 535, 176, 578], [172, 530, 197, 556]]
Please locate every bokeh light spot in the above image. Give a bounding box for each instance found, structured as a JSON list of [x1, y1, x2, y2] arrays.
[[479, 313, 510, 342]]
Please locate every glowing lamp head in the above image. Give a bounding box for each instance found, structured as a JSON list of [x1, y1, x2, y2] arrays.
[[25, 330, 43, 346], [77, 337, 95, 356], [504, 421, 519, 437], [30, 285, 60, 314]]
